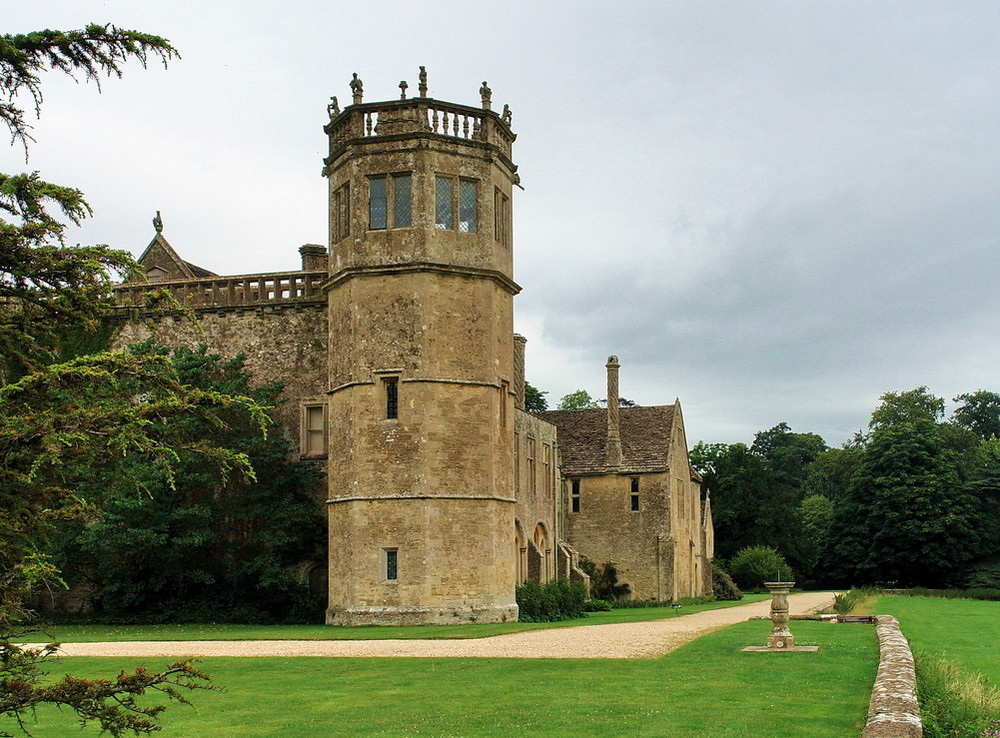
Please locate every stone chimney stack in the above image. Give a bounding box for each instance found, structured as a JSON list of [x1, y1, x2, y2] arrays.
[[299, 244, 328, 271], [606, 355, 622, 469], [513, 334, 527, 410]]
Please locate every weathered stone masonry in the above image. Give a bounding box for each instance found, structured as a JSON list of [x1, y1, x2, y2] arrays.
[[115, 73, 714, 623]]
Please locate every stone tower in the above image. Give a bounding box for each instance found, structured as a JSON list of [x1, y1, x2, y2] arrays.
[[321, 74, 520, 624]]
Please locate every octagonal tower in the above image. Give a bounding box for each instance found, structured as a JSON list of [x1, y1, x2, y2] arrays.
[[321, 74, 520, 624]]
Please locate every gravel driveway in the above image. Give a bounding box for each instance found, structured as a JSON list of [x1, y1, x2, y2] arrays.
[[53, 592, 833, 659]]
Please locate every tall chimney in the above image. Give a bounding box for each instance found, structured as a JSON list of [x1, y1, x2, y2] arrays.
[[606, 355, 622, 469]]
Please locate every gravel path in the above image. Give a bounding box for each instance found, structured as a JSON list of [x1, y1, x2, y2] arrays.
[[53, 592, 833, 660]]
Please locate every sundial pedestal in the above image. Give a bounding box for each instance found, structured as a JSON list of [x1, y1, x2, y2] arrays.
[[742, 581, 820, 653]]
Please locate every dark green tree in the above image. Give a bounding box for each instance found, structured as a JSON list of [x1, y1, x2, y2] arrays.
[[952, 391, 1000, 441], [0, 25, 251, 736], [524, 381, 548, 412], [830, 419, 976, 587], [869, 386, 944, 429], [750, 422, 827, 489], [53, 344, 326, 623]]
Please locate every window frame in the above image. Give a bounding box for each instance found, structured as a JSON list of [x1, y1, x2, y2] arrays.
[[383, 547, 399, 581], [368, 172, 413, 231], [435, 175, 478, 232], [301, 403, 328, 458]]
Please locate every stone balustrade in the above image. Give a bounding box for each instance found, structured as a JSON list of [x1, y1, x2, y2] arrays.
[[324, 98, 514, 162], [114, 271, 327, 310]]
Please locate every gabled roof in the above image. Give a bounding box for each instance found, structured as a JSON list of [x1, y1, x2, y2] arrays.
[[134, 232, 216, 281], [536, 404, 676, 476]]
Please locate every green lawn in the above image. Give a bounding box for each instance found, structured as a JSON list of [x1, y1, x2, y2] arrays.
[[24, 595, 769, 642], [13, 619, 875, 737], [872, 595, 1000, 681]]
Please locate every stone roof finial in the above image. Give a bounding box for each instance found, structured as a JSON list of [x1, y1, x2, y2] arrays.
[[418, 66, 428, 98], [480, 81, 492, 110], [153, 210, 163, 234], [399, 80, 408, 100], [327, 96, 340, 118]]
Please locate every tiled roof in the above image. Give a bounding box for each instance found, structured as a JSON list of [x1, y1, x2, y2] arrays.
[[536, 405, 676, 475]]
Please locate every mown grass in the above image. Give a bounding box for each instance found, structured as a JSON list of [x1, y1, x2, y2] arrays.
[[23, 595, 769, 642], [11, 619, 875, 737], [873, 595, 1000, 737], [873, 596, 1000, 683]]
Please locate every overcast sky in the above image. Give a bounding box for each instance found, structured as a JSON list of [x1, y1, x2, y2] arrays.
[[9, 2, 1000, 447]]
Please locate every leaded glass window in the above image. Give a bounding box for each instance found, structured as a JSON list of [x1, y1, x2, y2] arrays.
[[369, 173, 411, 231], [393, 174, 412, 227], [459, 179, 477, 232], [435, 176, 453, 229], [369, 176, 387, 230], [385, 549, 398, 580]]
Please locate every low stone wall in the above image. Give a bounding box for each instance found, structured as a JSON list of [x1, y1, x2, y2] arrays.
[[861, 615, 922, 738]]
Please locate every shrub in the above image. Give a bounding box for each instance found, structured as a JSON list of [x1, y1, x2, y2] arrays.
[[578, 558, 631, 601], [584, 599, 612, 612], [831, 587, 881, 615], [515, 579, 588, 622], [965, 559, 1000, 589], [711, 559, 742, 600], [728, 545, 793, 592]]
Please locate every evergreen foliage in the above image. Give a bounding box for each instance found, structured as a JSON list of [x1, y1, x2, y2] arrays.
[[0, 23, 252, 736], [524, 381, 548, 412], [710, 560, 742, 600], [577, 558, 631, 601], [514, 579, 588, 622], [50, 344, 326, 623]]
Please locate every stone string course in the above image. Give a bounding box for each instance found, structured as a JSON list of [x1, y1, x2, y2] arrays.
[[862, 614, 922, 738]]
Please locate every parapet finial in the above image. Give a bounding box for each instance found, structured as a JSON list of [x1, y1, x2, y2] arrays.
[[350, 73, 364, 105], [479, 81, 492, 110], [418, 66, 428, 97], [153, 210, 163, 233]]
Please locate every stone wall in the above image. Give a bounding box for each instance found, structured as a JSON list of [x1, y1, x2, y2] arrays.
[[114, 302, 328, 464], [513, 409, 560, 583]]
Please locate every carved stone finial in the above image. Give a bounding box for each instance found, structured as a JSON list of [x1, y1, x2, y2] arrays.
[[350, 73, 364, 105], [399, 80, 408, 100], [153, 210, 163, 233], [480, 81, 492, 110], [327, 96, 340, 118], [501, 104, 512, 126], [418, 66, 428, 97]]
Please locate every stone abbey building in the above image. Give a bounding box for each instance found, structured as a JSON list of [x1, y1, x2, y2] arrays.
[[115, 74, 714, 624]]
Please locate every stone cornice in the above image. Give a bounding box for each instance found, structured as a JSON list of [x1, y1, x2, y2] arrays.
[[325, 262, 520, 295]]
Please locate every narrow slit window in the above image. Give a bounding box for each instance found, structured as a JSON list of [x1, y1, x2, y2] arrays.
[[385, 377, 399, 419], [384, 548, 398, 581], [571, 479, 581, 513], [631, 494, 640, 511]]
